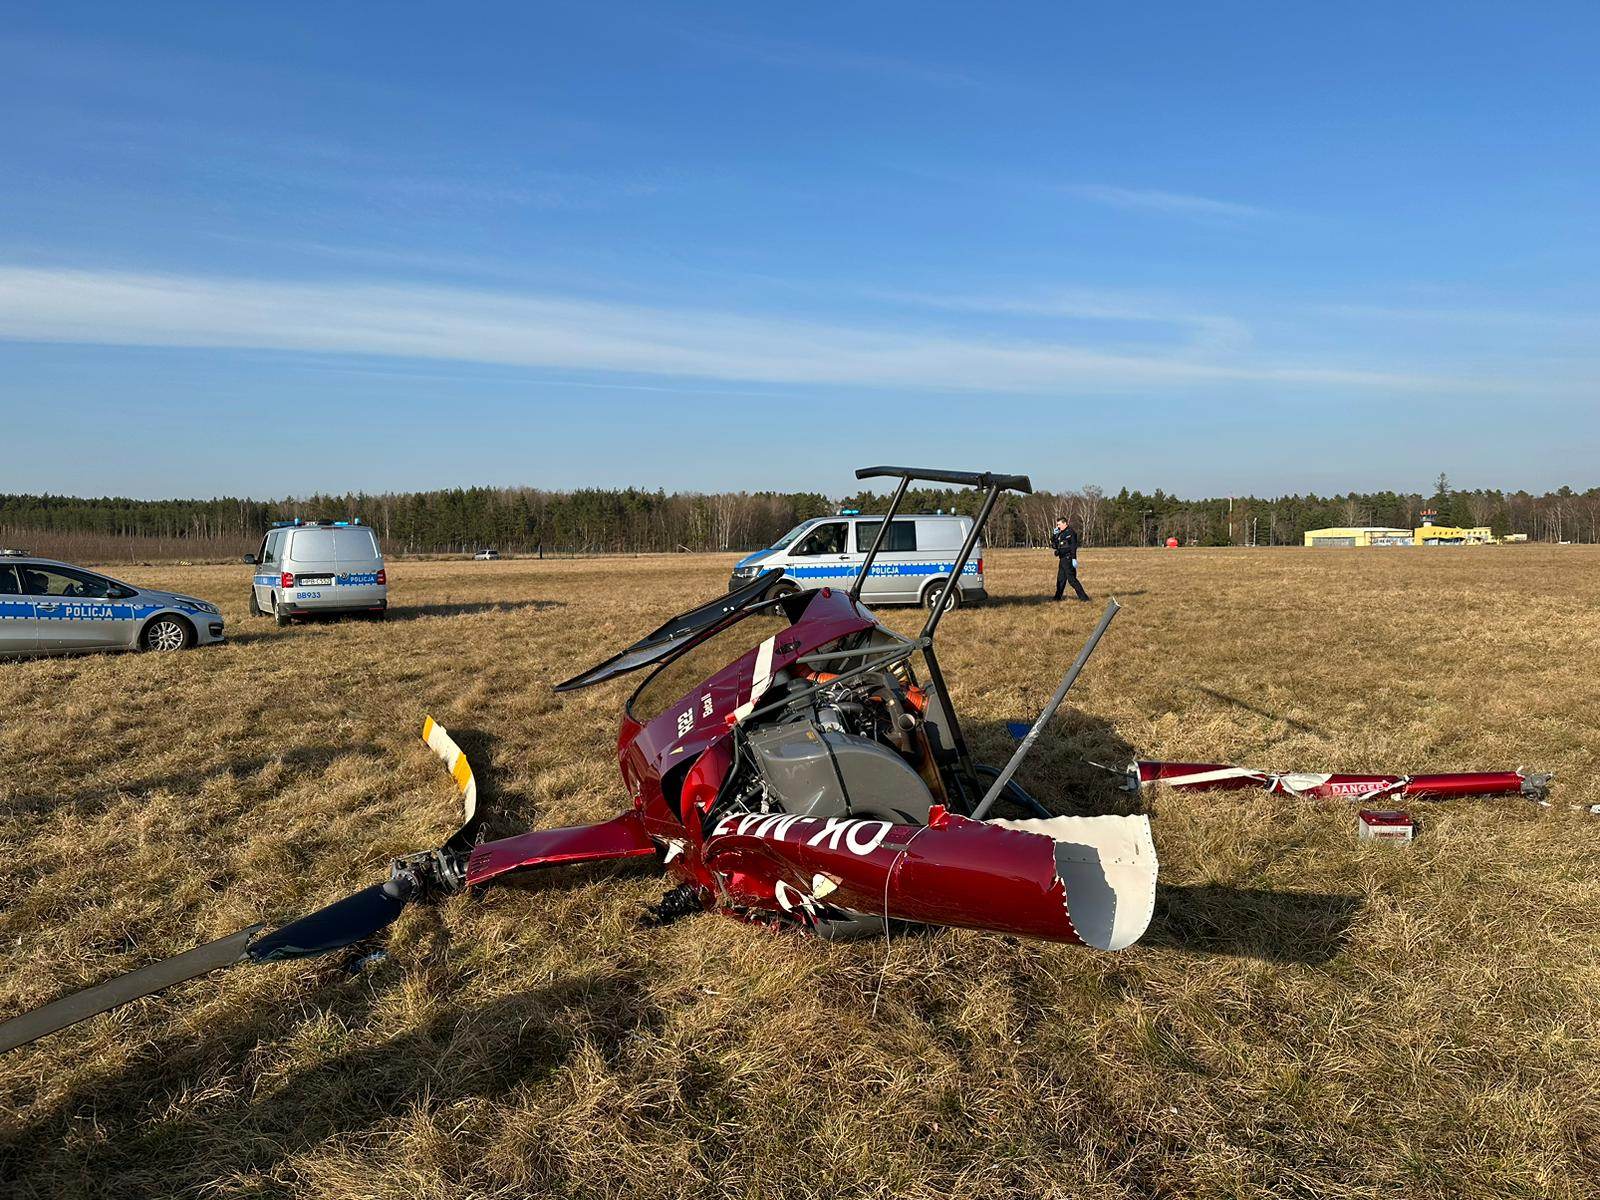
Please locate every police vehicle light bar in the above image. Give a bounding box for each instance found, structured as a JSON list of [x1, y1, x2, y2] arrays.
[[0, 548, 28, 557]]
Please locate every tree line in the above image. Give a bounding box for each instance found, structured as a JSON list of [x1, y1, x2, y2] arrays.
[[2, 476, 1597, 561]]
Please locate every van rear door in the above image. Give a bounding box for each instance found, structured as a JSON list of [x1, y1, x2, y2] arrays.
[[915, 518, 980, 604], [287, 527, 385, 610]]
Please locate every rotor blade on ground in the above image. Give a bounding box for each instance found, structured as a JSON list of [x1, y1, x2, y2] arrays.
[[1127, 761, 1551, 802], [246, 881, 413, 963], [0, 924, 263, 1054]]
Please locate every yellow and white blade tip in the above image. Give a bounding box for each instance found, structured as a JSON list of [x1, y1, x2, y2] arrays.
[[421, 715, 477, 819]]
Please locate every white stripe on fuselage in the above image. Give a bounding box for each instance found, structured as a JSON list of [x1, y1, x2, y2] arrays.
[[733, 634, 777, 723]]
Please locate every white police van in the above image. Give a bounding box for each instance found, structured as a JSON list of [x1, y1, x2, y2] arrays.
[[728, 513, 986, 608], [245, 520, 387, 625]]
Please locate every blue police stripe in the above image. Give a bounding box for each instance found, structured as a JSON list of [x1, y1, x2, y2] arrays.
[[0, 601, 160, 621], [785, 561, 981, 580]]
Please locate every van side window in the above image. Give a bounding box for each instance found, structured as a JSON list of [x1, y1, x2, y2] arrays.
[[854, 520, 917, 553], [0, 564, 20, 594], [261, 533, 278, 566], [792, 522, 846, 556]]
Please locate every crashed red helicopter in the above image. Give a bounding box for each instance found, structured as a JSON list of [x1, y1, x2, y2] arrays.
[[0, 466, 1158, 1056]]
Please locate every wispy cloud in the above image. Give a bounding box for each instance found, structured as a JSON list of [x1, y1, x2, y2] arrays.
[[1063, 184, 1271, 221], [1320, 302, 1600, 332], [870, 287, 1253, 352], [0, 265, 1477, 396]]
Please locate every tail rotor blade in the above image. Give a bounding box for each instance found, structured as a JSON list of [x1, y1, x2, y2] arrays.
[[246, 880, 413, 963], [0, 924, 263, 1055]]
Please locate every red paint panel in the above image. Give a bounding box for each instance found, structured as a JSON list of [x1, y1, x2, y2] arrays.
[[701, 811, 1093, 945], [1398, 772, 1528, 799], [466, 811, 658, 887]]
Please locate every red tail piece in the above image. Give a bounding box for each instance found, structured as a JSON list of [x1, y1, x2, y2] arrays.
[[701, 809, 1156, 948]]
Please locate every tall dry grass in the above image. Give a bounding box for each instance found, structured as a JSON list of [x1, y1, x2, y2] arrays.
[[1, 547, 1598, 1198]]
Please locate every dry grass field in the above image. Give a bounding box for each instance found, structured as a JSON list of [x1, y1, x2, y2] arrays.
[[3, 546, 1599, 1199]]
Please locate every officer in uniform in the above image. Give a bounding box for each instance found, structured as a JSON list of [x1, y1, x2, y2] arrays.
[[1050, 518, 1089, 602]]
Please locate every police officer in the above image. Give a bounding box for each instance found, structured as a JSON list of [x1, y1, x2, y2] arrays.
[[1050, 518, 1089, 602]]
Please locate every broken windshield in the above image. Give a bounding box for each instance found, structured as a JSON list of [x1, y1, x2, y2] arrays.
[[554, 568, 787, 692]]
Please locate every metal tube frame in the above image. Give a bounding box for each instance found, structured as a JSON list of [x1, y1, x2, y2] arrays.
[[969, 599, 1120, 820], [848, 476, 911, 602], [919, 482, 999, 642]]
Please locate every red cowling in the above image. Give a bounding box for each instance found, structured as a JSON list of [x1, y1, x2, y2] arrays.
[[700, 807, 1157, 949], [466, 811, 659, 887], [1130, 761, 1543, 802]]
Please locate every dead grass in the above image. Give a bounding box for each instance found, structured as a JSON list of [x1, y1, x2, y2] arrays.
[[2, 547, 1599, 1199]]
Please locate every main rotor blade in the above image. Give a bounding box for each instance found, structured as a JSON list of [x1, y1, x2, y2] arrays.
[[0, 924, 263, 1055], [246, 881, 412, 963]]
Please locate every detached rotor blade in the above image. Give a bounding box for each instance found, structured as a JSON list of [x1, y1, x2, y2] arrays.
[[247, 880, 413, 963], [0, 924, 262, 1055], [2, 722, 478, 1056], [1, 879, 415, 1055]]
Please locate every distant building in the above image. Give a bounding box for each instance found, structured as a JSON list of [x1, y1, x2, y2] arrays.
[[1303, 526, 1415, 547], [1304, 524, 1497, 547], [1413, 524, 1494, 545]]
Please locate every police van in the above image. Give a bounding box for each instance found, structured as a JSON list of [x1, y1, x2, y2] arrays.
[[727, 513, 986, 608], [245, 520, 387, 625]]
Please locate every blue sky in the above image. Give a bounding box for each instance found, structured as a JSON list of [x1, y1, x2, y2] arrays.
[[2, 2, 1596, 499]]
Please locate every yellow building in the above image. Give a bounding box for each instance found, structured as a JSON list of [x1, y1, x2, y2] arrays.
[[1304, 524, 1497, 546], [1304, 526, 1415, 547], [1413, 524, 1494, 544]]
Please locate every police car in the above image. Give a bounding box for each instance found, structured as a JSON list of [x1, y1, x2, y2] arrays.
[[0, 550, 225, 659]]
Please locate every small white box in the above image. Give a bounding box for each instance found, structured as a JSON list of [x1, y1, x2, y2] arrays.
[[1358, 809, 1415, 843]]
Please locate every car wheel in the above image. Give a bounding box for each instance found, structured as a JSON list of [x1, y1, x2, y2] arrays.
[[922, 581, 961, 611], [762, 580, 800, 611], [274, 595, 291, 627], [141, 615, 193, 652], [248, 589, 262, 617]]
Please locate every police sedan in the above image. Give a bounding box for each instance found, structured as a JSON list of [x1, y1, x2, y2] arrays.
[[0, 551, 225, 658]]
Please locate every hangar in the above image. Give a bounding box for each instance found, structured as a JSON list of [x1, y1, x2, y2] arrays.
[[1303, 526, 1416, 547], [1303, 524, 1497, 547]]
